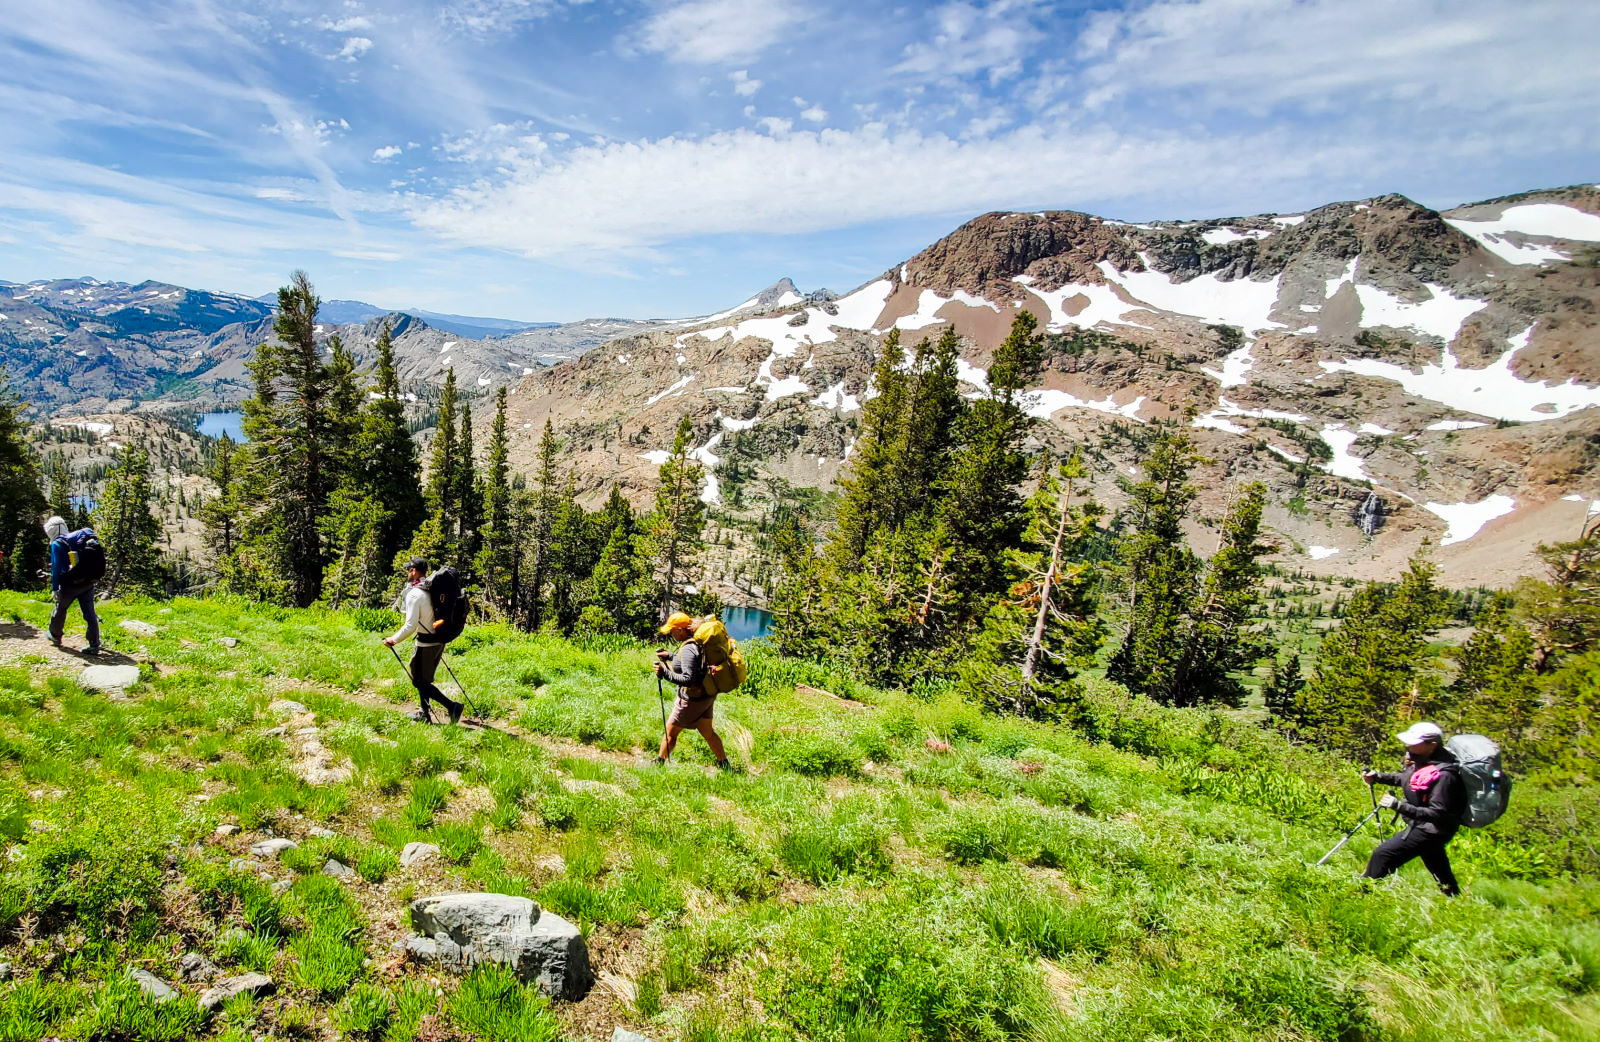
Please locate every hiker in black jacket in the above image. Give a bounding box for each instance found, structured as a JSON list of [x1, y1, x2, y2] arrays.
[[1361, 721, 1466, 896]]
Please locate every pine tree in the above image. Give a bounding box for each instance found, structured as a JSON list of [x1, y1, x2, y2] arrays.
[[1261, 653, 1306, 728], [319, 488, 391, 608], [1164, 482, 1273, 707], [474, 388, 518, 618], [455, 397, 483, 562], [201, 432, 243, 566], [577, 522, 654, 636], [519, 420, 561, 629], [93, 447, 164, 596], [424, 369, 460, 542], [1295, 555, 1449, 760], [959, 453, 1105, 720], [647, 417, 705, 614], [826, 328, 907, 570], [1444, 593, 1540, 749], [1106, 422, 1205, 701], [234, 271, 342, 606], [548, 476, 602, 632], [0, 371, 46, 590], [355, 322, 424, 563], [46, 454, 72, 520], [1519, 516, 1600, 673]]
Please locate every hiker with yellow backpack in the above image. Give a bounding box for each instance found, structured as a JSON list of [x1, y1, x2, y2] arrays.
[[652, 611, 748, 769]]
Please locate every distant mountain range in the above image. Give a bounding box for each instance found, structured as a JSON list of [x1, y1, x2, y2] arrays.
[[0, 275, 820, 411]]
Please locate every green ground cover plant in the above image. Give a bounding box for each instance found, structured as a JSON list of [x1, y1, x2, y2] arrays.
[[0, 590, 1593, 1041]]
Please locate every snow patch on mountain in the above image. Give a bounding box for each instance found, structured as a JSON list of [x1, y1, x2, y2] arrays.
[[1354, 282, 1487, 342], [1013, 275, 1136, 331], [1445, 203, 1600, 265], [1308, 546, 1340, 560], [1107, 262, 1285, 333], [639, 450, 670, 465], [1319, 332, 1600, 422], [1025, 389, 1145, 421], [645, 374, 694, 406], [1424, 494, 1517, 545], [1319, 427, 1370, 481], [810, 381, 860, 412], [1202, 343, 1255, 388], [1425, 419, 1488, 431], [1201, 227, 1272, 245]]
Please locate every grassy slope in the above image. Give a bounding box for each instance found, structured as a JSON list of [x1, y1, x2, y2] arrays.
[[0, 591, 1595, 1042]]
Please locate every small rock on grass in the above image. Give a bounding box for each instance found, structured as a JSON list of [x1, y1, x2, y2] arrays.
[[213, 824, 240, 838], [268, 699, 308, 716], [407, 892, 592, 1000], [129, 969, 175, 1004], [178, 952, 219, 983], [613, 1029, 655, 1042], [217, 637, 239, 648], [306, 825, 336, 839], [323, 858, 354, 878], [198, 972, 274, 1012], [119, 619, 159, 636], [249, 837, 297, 859], [0, 963, 11, 981], [399, 841, 439, 868]]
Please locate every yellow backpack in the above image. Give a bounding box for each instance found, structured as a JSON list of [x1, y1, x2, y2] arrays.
[[692, 617, 748, 695]]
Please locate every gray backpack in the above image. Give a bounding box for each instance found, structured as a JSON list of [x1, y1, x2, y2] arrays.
[[1445, 733, 1512, 828]]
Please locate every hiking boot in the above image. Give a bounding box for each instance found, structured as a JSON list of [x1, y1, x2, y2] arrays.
[[715, 758, 732, 771], [83, 645, 101, 657], [653, 757, 667, 767], [447, 700, 464, 726], [49, 636, 62, 649]]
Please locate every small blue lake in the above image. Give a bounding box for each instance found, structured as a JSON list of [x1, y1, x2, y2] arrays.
[[722, 605, 774, 642], [197, 411, 246, 442]]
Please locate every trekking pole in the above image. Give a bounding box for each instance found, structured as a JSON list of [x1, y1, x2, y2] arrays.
[[387, 642, 412, 682], [656, 674, 668, 741], [440, 652, 481, 720], [1316, 805, 1384, 866]]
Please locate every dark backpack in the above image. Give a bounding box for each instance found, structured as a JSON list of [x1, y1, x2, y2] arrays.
[[423, 566, 468, 644], [59, 528, 106, 586], [1445, 734, 1512, 828]]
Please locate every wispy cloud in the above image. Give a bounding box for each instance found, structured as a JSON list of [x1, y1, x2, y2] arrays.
[[632, 0, 802, 64]]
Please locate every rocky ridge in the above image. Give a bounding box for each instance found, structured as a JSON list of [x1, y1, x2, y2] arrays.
[[497, 185, 1600, 588]]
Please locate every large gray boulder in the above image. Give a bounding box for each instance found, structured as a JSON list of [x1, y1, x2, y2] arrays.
[[198, 972, 274, 1012], [79, 664, 141, 691], [406, 892, 592, 1000]]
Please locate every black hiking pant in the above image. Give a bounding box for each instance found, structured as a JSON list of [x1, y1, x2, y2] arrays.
[[1363, 826, 1460, 896], [49, 583, 100, 650], [409, 641, 460, 720]]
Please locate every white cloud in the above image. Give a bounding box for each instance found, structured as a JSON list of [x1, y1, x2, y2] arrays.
[[372, 144, 403, 161], [440, 0, 588, 35], [335, 36, 373, 61], [798, 103, 826, 122], [633, 0, 800, 64], [757, 116, 791, 135], [1075, 0, 1600, 115], [729, 69, 762, 96], [406, 123, 1392, 260], [321, 16, 374, 32], [896, 0, 1046, 85]]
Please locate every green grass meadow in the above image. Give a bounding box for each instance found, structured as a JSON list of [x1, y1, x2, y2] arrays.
[[0, 590, 1594, 1041]]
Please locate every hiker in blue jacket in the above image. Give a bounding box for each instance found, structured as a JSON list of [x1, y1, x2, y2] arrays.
[[44, 515, 101, 655]]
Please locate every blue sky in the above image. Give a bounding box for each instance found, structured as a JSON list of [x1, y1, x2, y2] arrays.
[[0, 0, 1596, 322]]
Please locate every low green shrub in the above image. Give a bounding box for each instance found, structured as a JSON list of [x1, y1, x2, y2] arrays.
[[776, 804, 890, 884], [766, 730, 861, 777], [70, 976, 207, 1042]]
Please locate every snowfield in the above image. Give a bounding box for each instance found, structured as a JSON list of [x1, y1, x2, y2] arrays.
[[1424, 495, 1517, 545]]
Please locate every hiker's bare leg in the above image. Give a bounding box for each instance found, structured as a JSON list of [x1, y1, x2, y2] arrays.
[[658, 724, 683, 760], [696, 720, 726, 761]]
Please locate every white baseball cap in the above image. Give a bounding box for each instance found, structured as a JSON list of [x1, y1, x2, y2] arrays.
[[1395, 721, 1444, 746], [43, 516, 68, 540]]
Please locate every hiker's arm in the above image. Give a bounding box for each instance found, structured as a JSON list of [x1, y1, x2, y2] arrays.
[[663, 643, 703, 685], [388, 589, 422, 644], [48, 541, 66, 593], [1398, 771, 1464, 826]]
